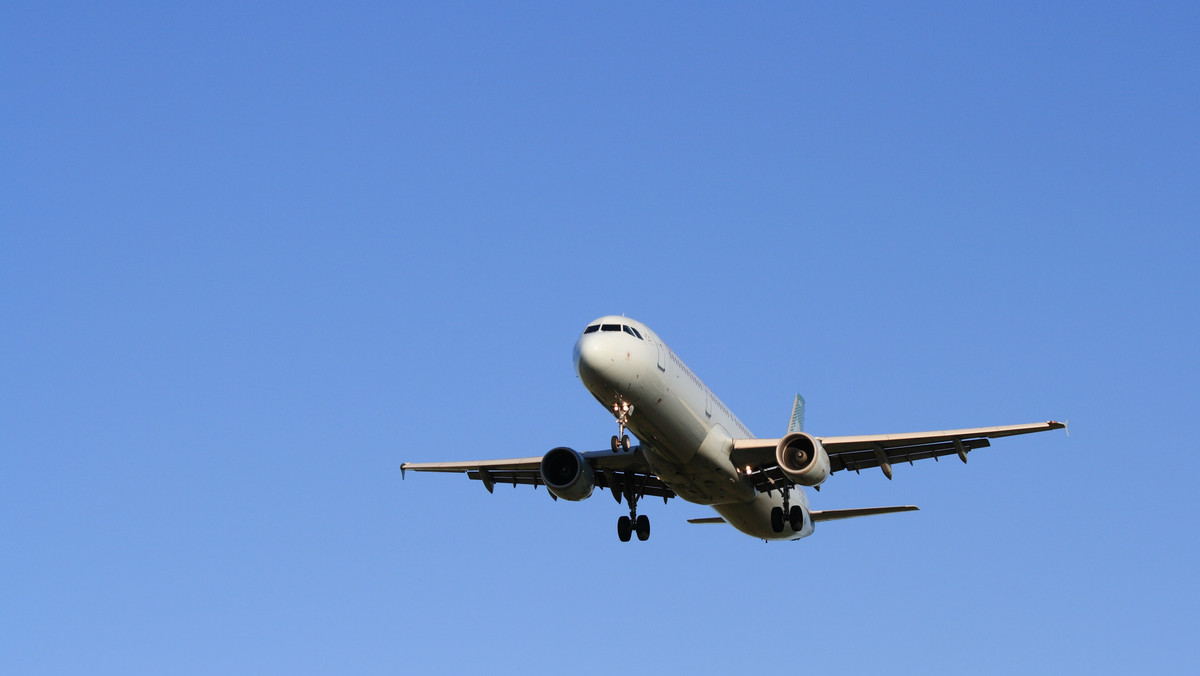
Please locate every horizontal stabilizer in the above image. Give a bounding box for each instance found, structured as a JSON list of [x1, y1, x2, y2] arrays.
[[686, 517, 727, 525], [810, 505, 919, 522]]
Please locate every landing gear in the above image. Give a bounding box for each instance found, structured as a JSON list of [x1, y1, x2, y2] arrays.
[[617, 515, 632, 542], [635, 514, 650, 541], [771, 507, 785, 533], [770, 488, 805, 533], [615, 472, 650, 542], [616, 514, 649, 542], [789, 505, 805, 531], [617, 512, 651, 542], [610, 401, 634, 452]]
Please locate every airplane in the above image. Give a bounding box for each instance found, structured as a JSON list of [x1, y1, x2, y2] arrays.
[[401, 316, 1065, 542]]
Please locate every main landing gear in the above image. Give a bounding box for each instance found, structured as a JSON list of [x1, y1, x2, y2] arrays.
[[610, 401, 633, 452], [617, 498, 650, 542], [613, 470, 650, 542], [770, 488, 806, 533]]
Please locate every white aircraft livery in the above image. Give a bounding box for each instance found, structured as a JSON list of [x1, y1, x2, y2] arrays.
[[402, 316, 1065, 542]]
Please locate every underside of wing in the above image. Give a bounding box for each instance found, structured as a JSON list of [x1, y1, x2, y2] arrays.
[[401, 446, 676, 500]]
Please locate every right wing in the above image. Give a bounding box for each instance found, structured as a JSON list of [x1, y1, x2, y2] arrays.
[[732, 421, 1066, 486], [401, 446, 677, 500], [818, 421, 1066, 477]]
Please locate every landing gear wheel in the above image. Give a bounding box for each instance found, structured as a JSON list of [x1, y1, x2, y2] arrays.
[[611, 435, 620, 453], [770, 506, 785, 533], [617, 515, 632, 542], [621, 435, 631, 451], [635, 514, 650, 541], [789, 505, 805, 531]]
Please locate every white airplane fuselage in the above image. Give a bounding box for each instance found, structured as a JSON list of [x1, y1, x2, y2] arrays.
[[574, 316, 811, 541]]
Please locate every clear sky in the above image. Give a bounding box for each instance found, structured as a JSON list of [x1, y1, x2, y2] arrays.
[[3, 2, 1198, 674]]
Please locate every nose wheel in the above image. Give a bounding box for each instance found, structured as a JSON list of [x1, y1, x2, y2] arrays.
[[610, 401, 634, 452]]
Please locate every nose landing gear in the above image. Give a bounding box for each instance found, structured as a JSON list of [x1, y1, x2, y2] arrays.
[[610, 401, 634, 452]]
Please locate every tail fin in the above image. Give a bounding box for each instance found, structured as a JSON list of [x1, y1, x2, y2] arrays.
[[788, 394, 806, 433]]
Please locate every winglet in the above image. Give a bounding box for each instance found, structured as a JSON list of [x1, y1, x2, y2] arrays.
[[788, 394, 806, 434], [401, 464, 406, 479]]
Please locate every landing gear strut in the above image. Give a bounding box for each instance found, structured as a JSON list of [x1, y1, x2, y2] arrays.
[[616, 473, 650, 542], [610, 401, 634, 452]]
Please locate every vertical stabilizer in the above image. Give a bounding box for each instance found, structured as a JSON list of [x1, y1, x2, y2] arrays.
[[788, 394, 806, 433]]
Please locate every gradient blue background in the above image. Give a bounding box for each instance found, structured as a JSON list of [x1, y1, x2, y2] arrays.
[[4, 3, 1197, 674]]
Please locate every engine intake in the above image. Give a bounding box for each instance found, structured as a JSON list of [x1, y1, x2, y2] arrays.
[[776, 432, 830, 486], [539, 447, 595, 501]]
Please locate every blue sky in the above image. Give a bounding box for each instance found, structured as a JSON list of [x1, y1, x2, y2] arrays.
[[3, 2, 1197, 674]]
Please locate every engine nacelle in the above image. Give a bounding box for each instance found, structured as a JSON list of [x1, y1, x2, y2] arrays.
[[775, 432, 831, 486], [539, 447, 595, 501]]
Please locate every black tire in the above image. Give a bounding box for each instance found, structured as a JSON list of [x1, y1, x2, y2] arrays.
[[770, 506, 785, 533], [621, 435, 631, 451], [789, 505, 805, 531], [611, 435, 620, 453], [635, 514, 650, 541], [617, 515, 632, 542]]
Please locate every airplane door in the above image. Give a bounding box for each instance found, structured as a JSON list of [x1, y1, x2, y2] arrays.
[[656, 339, 666, 371]]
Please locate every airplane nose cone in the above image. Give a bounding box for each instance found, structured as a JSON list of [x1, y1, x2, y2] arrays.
[[574, 334, 614, 382]]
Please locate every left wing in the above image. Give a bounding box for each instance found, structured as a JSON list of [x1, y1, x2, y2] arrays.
[[731, 421, 1066, 488], [401, 446, 676, 500]]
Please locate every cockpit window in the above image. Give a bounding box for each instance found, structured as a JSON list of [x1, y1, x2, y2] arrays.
[[587, 323, 643, 339]]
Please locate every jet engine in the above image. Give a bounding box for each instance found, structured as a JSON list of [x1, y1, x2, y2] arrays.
[[539, 447, 595, 501], [776, 432, 830, 486]]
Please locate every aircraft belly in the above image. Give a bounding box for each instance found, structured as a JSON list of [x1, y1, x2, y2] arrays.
[[713, 501, 785, 540], [714, 490, 813, 541], [641, 445, 753, 505]]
